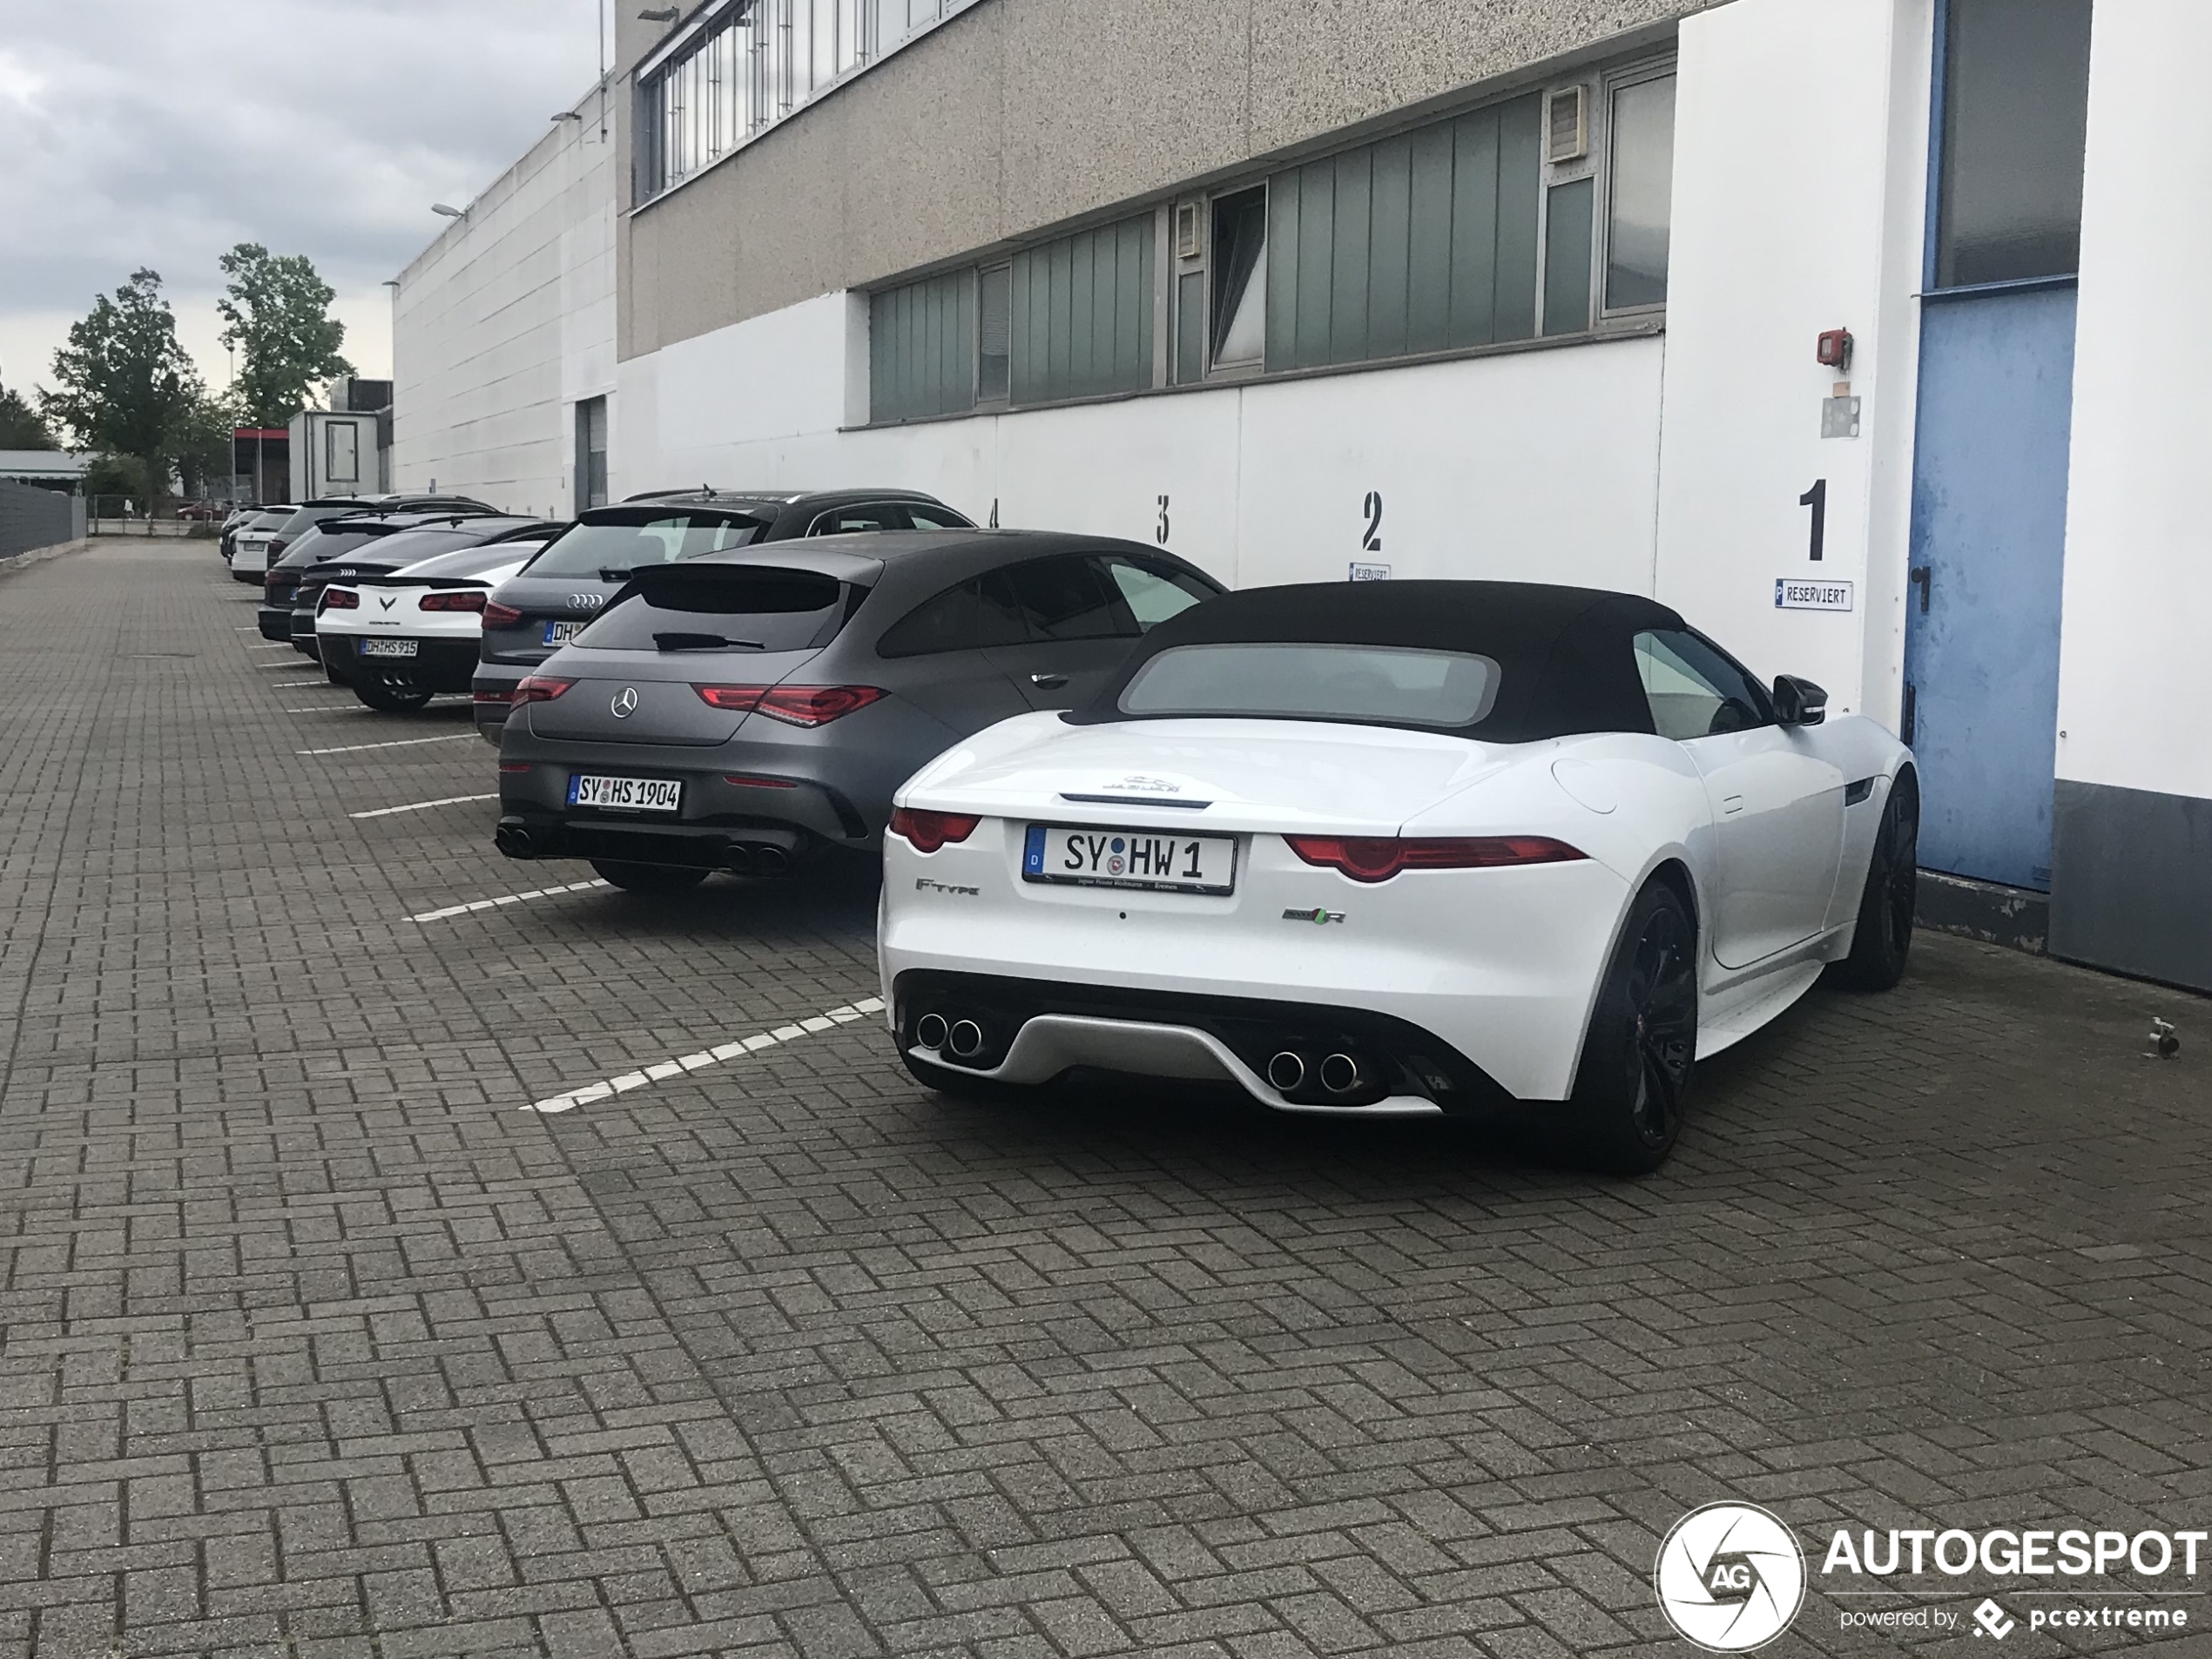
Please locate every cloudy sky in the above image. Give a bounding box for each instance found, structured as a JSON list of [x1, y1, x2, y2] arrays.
[[0, 0, 606, 409]]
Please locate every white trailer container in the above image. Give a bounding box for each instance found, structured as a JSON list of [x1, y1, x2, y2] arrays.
[[287, 410, 380, 502]]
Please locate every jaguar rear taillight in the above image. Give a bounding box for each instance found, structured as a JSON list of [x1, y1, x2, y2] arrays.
[[1283, 835, 1588, 883], [320, 588, 359, 611], [482, 601, 524, 627], [889, 806, 981, 853], [513, 675, 574, 704], [420, 590, 486, 612]]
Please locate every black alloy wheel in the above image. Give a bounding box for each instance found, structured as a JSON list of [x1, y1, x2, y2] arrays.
[[1826, 770, 1919, 992], [1569, 881, 1699, 1174], [589, 859, 710, 894]]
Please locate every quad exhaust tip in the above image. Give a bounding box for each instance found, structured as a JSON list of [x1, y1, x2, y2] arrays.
[[494, 823, 535, 859], [947, 1019, 985, 1060], [1265, 1050, 1306, 1093], [1319, 1052, 1367, 1096], [915, 1013, 948, 1050]]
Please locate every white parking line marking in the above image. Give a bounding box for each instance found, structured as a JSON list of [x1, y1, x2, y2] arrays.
[[350, 793, 496, 820], [285, 705, 374, 714], [273, 678, 334, 688], [297, 733, 475, 756], [408, 879, 611, 922], [525, 998, 886, 1113]]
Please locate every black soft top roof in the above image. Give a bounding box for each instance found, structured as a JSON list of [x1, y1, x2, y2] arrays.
[[1080, 579, 1684, 741]]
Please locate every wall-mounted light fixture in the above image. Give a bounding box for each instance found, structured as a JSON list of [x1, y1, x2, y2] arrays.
[[431, 204, 465, 218], [637, 7, 678, 20], [551, 111, 583, 122]]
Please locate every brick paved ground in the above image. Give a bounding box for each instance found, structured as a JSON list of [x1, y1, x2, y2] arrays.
[[3, 540, 2210, 1657]]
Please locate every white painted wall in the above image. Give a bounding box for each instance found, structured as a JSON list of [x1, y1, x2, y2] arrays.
[[617, 293, 1665, 599], [2054, 0, 2212, 804], [390, 100, 616, 518], [1651, 0, 1932, 719]]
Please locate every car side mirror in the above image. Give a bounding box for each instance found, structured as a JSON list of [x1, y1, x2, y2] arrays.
[[1772, 674, 1828, 726]]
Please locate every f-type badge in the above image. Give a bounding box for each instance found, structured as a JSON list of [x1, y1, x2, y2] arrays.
[[610, 687, 639, 718], [1283, 907, 1345, 926]]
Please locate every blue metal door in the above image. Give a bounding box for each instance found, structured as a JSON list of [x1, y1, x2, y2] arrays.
[[1904, 285, 2076, 890]]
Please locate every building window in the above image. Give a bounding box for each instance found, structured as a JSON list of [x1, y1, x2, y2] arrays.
[[1010, 215, 1155, 405], [575, 397, 608, 512], [1265, 95, 1544, 372], [1933, 0, 2093, 288], [977, 264, 1011, 404], [870, 269, 976, 422], [1543, 178, 1595, 335], [1210, 188, 1267, 369], [1603, 71, 1676, 311], [638, 0, 972, 202]]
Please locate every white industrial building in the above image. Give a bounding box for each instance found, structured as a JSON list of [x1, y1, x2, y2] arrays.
[[391, 0, 2212, 994]]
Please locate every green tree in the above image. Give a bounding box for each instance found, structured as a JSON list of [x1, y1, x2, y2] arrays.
[[217, 243, 354, 427], [0, 365, 57, 448], [42, 268, 203, 512], [174, 388, 240, 502]]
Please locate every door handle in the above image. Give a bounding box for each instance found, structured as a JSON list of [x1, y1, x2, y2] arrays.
[[1028, 672, 1069, 690], [1908, 565, 1932, 613], [1902, 682, 1916, 745]]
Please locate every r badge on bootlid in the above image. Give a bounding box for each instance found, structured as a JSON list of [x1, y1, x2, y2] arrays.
[[1284, 907, 1346, 925]]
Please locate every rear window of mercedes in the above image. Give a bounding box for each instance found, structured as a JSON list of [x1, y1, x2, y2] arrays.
[[577, 567, 847, 655]]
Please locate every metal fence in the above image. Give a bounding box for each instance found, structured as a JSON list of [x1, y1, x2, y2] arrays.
[[0, 480, 86, 561]]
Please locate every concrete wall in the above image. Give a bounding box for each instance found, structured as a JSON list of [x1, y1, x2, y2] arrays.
[[617, 292, 1665, 597], [391, 102, 617, 516], [0, 479, 78, 560], [615, 0, 1713, 361], [2047, 0, 2212, 990], [1651, 0, 1931, 719]]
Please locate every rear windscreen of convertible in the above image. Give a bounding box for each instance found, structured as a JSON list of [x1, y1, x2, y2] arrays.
[[1117, 643, 1501, 726]]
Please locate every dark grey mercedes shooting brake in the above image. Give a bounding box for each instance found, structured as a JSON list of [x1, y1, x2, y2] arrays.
[[493, 529, 1224, 891], [472, 487, 973, 743]]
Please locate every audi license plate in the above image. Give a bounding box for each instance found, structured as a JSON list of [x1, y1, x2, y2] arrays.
[[359, 637, 417, 658], [1022, 825, 1236, 895], [568, 774, 682, 813], [543, 619, 586, 645]]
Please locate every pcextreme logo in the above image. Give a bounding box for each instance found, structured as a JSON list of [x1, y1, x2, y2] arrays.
[[1654, 1503, 1808, 1651]]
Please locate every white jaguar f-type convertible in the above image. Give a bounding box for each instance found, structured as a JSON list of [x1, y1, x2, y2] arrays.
[[878, 581, 1918, 1171]]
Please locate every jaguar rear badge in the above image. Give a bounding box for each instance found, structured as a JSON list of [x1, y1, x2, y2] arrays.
[[610, 687, 638, 718]]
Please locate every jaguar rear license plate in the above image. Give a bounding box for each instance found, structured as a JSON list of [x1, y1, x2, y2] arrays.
[[568, 774, 682, 813], [1022, 825, 1236, 894], [359, 637, 418, 658], [543, 620, 586, 646]]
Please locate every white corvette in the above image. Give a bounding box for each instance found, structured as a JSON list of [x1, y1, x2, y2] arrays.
[[879, 581, 1918, 1170], [317, 540, 550, 711]]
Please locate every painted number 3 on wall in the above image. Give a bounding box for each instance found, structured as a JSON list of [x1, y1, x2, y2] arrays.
[[1156, 495, 1170, 545]]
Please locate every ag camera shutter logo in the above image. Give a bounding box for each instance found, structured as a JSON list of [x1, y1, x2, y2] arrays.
[[1655, 1502, 1807, 1651]]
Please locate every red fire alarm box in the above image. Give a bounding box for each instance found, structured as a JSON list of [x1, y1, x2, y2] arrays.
[[1816, 327, 1854, 371]]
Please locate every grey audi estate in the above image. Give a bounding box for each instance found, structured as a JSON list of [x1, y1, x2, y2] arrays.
[[492, 529, 1223, 891]]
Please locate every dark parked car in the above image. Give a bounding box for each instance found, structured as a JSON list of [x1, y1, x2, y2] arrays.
[[471, 488, 972, 742], [492, 529, 1224, 891], [236, 493, 499, 583], [287, 516, 558, 661]]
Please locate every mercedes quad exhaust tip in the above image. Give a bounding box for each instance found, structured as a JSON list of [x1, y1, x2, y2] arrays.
[[724, 844, 753, 874], [749, 843, 791, 876], [1265, 1050, 1306, 1093], [493, 821, 535, 859], [914, 1012, 949, 1050]]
